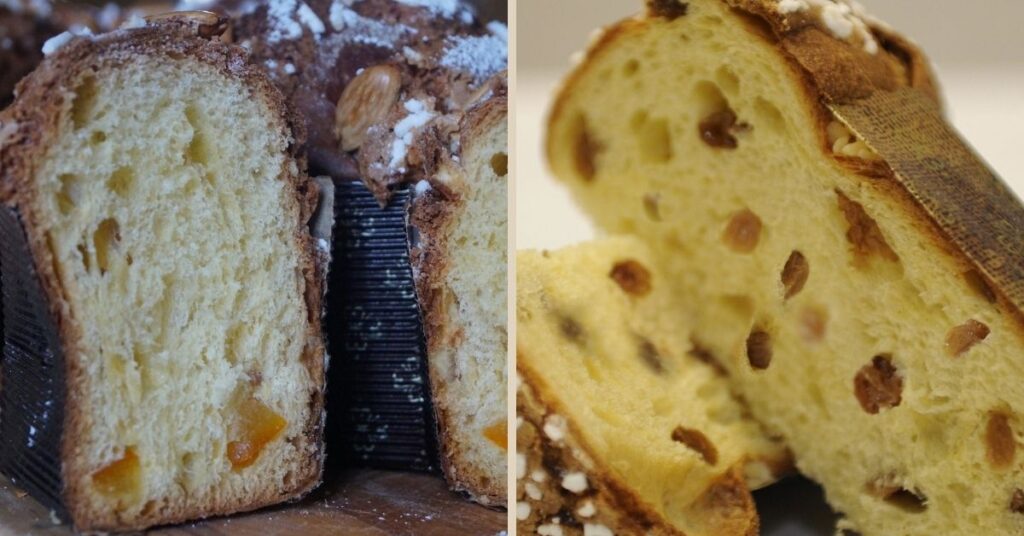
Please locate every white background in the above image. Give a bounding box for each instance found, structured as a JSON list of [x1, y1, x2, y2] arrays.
[[514, 1, 1024, 533]]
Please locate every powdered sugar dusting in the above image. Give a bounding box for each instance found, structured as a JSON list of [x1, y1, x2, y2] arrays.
[[395, 0, 463, 18], [296, 2, 326, 35], [41, 26, 93, 56], [440, 30, 507, 83], [266, 0, 324, 43], [328, 1, 416, 46], [389, 99, 435, 169], [774, 0, 879, 54]]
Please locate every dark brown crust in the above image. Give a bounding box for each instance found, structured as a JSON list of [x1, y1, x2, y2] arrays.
[[407, 78, 507, 507], [0, 22, 325, 532]]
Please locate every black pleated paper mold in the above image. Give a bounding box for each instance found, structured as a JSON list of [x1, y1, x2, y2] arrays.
[[0, 205, 69, 521], [326, 181, 438, 472]]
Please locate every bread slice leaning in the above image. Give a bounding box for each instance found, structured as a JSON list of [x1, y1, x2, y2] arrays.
[[548, 1, 1024, 535], [517, 237, 789, 536], [0, 19, 325, 532], [409, 76, 508, 507]]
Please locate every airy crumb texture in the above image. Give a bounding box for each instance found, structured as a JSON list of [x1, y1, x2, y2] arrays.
[[411, 89, 508, 507], [547, 1, 1024, 535], [0, 25, 324, 532], [517, 237, 789, 536]]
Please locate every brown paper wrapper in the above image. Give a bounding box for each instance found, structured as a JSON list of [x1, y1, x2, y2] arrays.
[[326, 181, 438, 472], [0, 204, 69, 522]]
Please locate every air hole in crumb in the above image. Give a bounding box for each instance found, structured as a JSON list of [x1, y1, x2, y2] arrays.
[[185, 105, 211, 167], [836, 191, 899, 266], [964, 270, 997, 304], [90, 131, 107, 145], [854, 355, 902, 414], [93, 218, 121, 275], [71, 75, 97, 128], [610, 259, 652, 296], [57, 174, 81, 214], [490, 153, 508, 177], [722, 209, 762, 253], [781, 251, 809, 300], [623, 59, 640, 77], [637, 337, 664, 374], [643, 193, 662, 221], [746, 329, 772, 370], [753, 97, 785, 132], [107, 167, 135, 197], [672, 426, 718, 465], [986, 411, 1016, 470], [77, 242, 91, 272], [867, 477, 927, 513], [631, 113, 673, 163], [945, 320, 990, 357], [715, 66, 740, 95], [569, 113, 603, 181]]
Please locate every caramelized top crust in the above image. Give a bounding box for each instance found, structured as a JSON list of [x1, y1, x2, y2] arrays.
[[231, 0, 508, 204], [710, 0, 940, 105]]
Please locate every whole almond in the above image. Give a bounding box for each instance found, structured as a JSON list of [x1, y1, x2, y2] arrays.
[[145, 11, 228, 39], [335, 65, 402, 152]]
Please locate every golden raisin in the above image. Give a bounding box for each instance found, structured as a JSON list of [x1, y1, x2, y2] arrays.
[[836, 191, 898, 265], [227, 397, 287, 470], [723, 209, 762, 253], [699, 109, 739, 149], [638, 337, 664, 374], [572, 114, 603, 181], [781, 251, 809, 299], [483, 420, 508, 450], [945, 320, 990, 357], [854, 355, 902, 414], [746, 329, 772, 370], [672, 426, 718, 465], [92, 447, 141, 500], [986, 411, 1016, 470], [610, 259, 652, 296]]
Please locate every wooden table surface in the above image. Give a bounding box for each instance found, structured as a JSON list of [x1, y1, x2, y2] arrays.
[[0, 469, 507, 535]]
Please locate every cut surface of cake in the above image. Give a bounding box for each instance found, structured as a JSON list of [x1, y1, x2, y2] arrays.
[[547, 1, 1024, 535], [0, 17, 325, 532], [410, 76, 508, 507], [517, 237, 789, 535]]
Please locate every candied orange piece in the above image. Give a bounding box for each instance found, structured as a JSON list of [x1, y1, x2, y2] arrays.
[[92, 447, 141, 499], [227, 397, 287, 470], [483, 420, 508, 451]]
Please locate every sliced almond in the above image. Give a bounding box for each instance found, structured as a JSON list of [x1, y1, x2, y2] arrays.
[[335, 65, 402, 152]]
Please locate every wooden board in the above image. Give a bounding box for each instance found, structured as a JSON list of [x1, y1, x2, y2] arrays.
[[0, 469, 507, 535]]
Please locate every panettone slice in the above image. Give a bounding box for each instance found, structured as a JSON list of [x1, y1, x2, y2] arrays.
[[0, 17, 326, 532], [517, 237, 789, 535], [547, 0, 1024, 534], [409, 77, 508, 507]]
